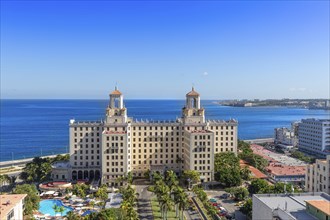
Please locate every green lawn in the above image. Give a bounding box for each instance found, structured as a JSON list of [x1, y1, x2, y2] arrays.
[[150, 196, 179, 220]]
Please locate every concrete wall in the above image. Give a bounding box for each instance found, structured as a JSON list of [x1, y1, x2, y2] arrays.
[[252, 195, 274, 220]]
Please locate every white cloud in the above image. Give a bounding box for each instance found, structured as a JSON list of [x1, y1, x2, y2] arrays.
[[202, 72, 208, 76], [289, 87, 307, 92]]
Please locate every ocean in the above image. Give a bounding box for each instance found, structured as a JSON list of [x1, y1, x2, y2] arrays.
[[1, 99, 329, 162]]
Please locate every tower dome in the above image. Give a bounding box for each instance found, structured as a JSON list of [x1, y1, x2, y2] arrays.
[[186, 87, 200, 96]]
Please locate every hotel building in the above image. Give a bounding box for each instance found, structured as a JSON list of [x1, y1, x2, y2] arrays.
[[298, 118, 330, 158], [68, 87, 238, 186]]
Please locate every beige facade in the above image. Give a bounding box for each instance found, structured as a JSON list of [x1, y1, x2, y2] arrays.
[[306, 155, 330, 194], [0, 194, 26, 220], [68, 87, 238, 186]]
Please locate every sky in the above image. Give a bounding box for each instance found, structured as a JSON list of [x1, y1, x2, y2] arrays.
[[1, 1, 329, 100]]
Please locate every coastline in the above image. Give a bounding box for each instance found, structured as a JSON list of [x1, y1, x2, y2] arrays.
[[0, 154, 67, 169]]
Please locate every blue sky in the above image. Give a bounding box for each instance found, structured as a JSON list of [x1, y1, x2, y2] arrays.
[[1, 1, 329, 99]]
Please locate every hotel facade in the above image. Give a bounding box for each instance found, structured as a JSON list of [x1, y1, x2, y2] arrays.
[[67, 87, 238, 186]]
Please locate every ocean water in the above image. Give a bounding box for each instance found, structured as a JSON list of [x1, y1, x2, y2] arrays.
[[1, 99, 329, 162]]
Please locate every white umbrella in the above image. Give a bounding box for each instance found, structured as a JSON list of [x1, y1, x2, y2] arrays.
[[44, 191, 55, 195]]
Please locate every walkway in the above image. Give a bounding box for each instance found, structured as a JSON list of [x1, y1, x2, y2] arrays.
[[135, 183, 154, 220]]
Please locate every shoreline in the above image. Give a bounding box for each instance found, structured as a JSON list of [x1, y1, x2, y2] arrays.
[[0, 138, 274, 168], [0, 154, 68, 169]]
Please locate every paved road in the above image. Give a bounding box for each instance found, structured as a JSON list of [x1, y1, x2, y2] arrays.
[[205, 190, 238, 214], [135, 184, 154, 220]]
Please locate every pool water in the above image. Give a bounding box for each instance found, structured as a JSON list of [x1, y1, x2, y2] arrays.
[[39, 199, 73, 216]]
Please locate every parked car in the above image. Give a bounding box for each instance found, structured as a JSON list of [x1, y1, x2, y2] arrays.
[[220, 193, 230, 199]]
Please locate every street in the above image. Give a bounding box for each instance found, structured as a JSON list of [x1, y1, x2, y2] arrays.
[[134, 180, 154, 220], [205, 190, 238, 214]]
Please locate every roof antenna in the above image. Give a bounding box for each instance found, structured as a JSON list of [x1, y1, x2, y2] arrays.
[[192, 83, 195, 91], [115, 82, 118, 90]]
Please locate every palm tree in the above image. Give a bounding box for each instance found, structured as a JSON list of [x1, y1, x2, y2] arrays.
[[173, 186, 183, 217], [58, 206, 65, 216], [165, 170, 178, 192], [159, 193, 173, 220], [66, 211, 81, 220], [52, 204, 60, 216], [177, 192, 188, 220], [89, 200, 95, 210]]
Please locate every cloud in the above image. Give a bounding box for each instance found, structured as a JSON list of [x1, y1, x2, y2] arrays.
[[202, 72, 208, 76], [289, 87, 307, 92]]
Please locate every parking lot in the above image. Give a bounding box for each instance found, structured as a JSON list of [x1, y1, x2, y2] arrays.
[[204, 190, 238, 214]]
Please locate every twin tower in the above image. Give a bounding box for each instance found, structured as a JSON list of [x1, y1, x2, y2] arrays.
[[106, 87, 205, 124]]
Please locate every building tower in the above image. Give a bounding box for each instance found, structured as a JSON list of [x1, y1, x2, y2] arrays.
[[106, 87, 127, 124], [182, 87, 205, 123]]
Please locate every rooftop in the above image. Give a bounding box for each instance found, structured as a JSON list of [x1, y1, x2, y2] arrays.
[[240, 160, 268, 179], [306, 200, 330, 215], [0, 194, 27, 217], [110, 86, 122, 95], [254, 192, 330, 220], [267, 163, 306, 176], [251, 144, 306, 166], [186, 87, 200, 96]]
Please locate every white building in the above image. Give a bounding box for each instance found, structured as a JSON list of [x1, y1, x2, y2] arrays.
[[0, 194, 26, 220], [68, 87, 238, 186], [298, 119, 330, 158], [306, 155, 330, 195], [51, 161, 71, 181], [252, 192, 330, 220], [274, 127, 296, 148]]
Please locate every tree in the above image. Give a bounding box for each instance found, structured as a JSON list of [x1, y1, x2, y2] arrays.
[[66, 211, 81, 220], [159, 193, 173, 220], [226, 187, 249, 201], [58, 205, 65, 216], [152, 171, 163, 183], [214, 152, 242, 187], [240, 198, 252, 219], [240, 166, 251, 181], [72, 183, 89, 198], [165, 170, 178, 192], [182, 170, 200, 187], [0, 174, 11, 188], [53, 204, 60, 216], [173, 187, 188, 220], [95, 185, 108, 202], [84, 208, 123, 220], [144, 169, 151, 179], [51, 154, 70, 163], [20, 157, 52, 183], [248, 179, 270, 194], [13, 184, 40, 216]]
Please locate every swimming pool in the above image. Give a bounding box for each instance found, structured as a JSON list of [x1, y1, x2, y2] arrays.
[[39, 199, 73, 216]]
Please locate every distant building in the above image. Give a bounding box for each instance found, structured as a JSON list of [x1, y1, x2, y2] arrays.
[[51, 161, 71, 181], [251, 144, 306, 184], [274, 122, 299, 148], [252, 192, 330, 220], [298, 119, 330, 158], [0, 194, 26, 220], [306, 155, 330, 195], [67, 87, 238, 186]]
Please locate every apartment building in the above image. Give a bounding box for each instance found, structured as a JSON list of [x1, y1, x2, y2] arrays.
[[306, 155, 330, 195], [298, 119, 330, 158], [0, 194, 26, 220], [68, 87, 238, 186]]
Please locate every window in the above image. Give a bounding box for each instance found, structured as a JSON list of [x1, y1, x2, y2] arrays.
[[7, 209, 14, 220]]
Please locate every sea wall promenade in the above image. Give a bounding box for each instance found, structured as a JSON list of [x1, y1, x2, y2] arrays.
[[0, 154, 67, 169]]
